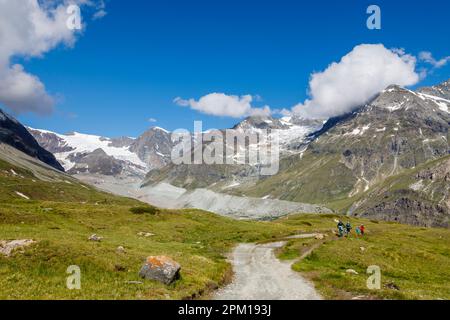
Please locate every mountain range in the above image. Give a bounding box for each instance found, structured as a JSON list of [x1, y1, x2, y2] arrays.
[[1, 79, 449, 226], [142, 80, 450, 227]]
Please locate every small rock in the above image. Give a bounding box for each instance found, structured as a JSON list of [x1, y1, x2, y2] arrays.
[[137, 232, 155, 237], [116, 246, 126, 253], [0, 239, 35, 256], [315, 234, 325, 240], [351, 295, 367, 300], [114, 264, 127, 272], [385, 282, 400, 290], [139, 256, 181, 285], [360, 246, 366, 252], [88, 234, 102, 242], [346, 269, 359, 275]]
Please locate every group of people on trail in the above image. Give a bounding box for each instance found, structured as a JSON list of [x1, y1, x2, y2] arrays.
[[337, 220, 365, 238]]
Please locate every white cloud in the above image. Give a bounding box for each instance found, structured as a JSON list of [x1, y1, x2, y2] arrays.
[[0, 64, 54, 115], [92, 9, 107, 20], [148, 118, 157, 123], [249, 105, 272, 117], [419, 51, 450, 69], [0, 0, 103, 115], [292, 44, 420, 119], [92, 0, 107, 20], [174, 93, 272, 118]]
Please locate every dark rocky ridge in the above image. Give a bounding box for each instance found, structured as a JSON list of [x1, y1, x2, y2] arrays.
[[0, 109, 64, 171]]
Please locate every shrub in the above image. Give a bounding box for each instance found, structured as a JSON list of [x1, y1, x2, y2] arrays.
[[130, 205, 159, 215]]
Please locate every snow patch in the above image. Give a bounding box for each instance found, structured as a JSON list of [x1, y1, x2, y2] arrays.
[[224, 181, 241, 189], [346, 125, 370, 136], [409, 180, 424, 191], [15, 191, 30, 200], [152, 126, 170, 134], [385, 101, 405, 112], [415, 92, 450, 113], [31, 129, 148, 170]]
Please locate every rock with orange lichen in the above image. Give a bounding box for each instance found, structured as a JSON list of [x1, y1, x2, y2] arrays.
[[138, 256, 181, 285]]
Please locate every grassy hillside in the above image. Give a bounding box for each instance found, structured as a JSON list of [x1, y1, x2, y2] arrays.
[[243, 154, 450, 228], [276, 214, 450, 300], [1, 153, 449, 300], [0, 157, 293, 299], [241, 153, 356, 204]]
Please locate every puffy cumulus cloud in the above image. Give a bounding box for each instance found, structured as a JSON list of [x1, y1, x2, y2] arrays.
[[0, 0, 103, 115], [419, 51, 450, 69], [0, 64, 54, 115], [174, 93, 272, 118], [292, 44, 420, 119]]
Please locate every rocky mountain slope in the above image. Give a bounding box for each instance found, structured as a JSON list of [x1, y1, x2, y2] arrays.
[[144, 82, 449, 196], [0, 109, 64, 171], [142, 80, 450, 227], [143, 115, 324, 190], [349, 155, 450, 227], [417, 79, 450, 101], [128, 127, 173, 169], [245, 83, 449, 195], [240, 81, 450, 226]]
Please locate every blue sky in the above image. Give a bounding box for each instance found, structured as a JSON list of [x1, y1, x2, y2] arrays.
[[11, 0, 450, 137]]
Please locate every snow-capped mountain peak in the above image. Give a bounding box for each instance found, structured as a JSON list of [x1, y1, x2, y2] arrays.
[[28, 126, 174, 178]]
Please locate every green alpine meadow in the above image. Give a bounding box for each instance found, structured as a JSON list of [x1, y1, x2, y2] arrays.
[[1, 0, 449, 304]]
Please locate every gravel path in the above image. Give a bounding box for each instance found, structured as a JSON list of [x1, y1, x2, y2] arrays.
[[213, 242, 322, 300]]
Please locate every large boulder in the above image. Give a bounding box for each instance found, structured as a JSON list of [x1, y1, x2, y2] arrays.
[[139, 256, 181, 285]]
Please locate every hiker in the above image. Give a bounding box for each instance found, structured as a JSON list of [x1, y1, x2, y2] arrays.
[[337, 220, 345, 237], [360, 224, 365, 236], [338, 225, 344, 237], [345, 222, 352, 236], [355, 227, 361, 236]]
